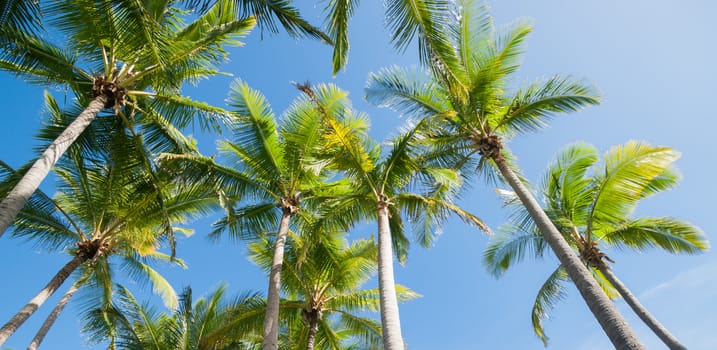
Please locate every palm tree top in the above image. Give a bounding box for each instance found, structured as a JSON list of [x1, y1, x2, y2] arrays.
[[249, 230, 420, 349], [484, 140, 709, 344], [366, 0, 601, 167]]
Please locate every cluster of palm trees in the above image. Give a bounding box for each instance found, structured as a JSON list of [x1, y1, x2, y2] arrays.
[[0, 0, 708, 349]]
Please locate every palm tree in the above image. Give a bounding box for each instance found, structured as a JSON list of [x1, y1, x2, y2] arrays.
[[249, 230, 420, 350], [0, 0, 256, 238], [0, 98, 218, 346], [86, 284, 266, 349], [161, 81, 354, 350], [295, 83, 488, 350], [365, 1, 645, 348], [484, 141, 708, 349]]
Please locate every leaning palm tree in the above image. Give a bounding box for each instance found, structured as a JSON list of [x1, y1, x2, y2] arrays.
[[0, 101, 217, 346], [161, 81, 354, 350], [0, 0, 256, 238], [365, 1, 644, 348], [85, 284, 266, 349], [484, 141, 708, 349], [249, 230, 420, 350], [296, 83, 488, 350]]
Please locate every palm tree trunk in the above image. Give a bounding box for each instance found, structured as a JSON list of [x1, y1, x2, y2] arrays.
[[305, 311, 319, 350], [0, 255, 83, 346], [27, 282, 80, 350], [598, 265, 686, 350], [376, 204, 404, 350], [0, 95, 107, 238], [494, 158, 645, 350], [262, 210, 292, 350]]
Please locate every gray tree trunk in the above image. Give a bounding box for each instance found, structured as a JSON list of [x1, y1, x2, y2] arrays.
[[27, 282, 80, 350], [376, 205, 404, 350], [0, 255, 83, 346], [494, 158, 645, 350], [598, 265, 686, 350], [262, 210, 292, 350], [305, 312, 318, 350], [0, 95, 107, 238]]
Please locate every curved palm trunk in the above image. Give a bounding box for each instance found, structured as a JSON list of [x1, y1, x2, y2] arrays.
[[262, 210, 292, 350], [598, 265, 686, 350], [0, 255, 83, 346], [305, 311, 319, 350], [494, 158, 645, 350], [0, 95, 107, 238], [27, 282, 80, 350], [376, 205, 404, 350]]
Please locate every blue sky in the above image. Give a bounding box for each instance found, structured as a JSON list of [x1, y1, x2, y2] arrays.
[[1, 0, 716, 349]]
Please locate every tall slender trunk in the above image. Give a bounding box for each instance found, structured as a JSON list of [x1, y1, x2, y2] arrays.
[[376, 204, 404, 350], [262, 210, 292, 350], [0, 95, 107, 238], [494, 158, 645, 350], [0, 255, 83, 346], [305, 311, 319, 350], [598, 265, 686, 350], [27, 282, 80, 350]]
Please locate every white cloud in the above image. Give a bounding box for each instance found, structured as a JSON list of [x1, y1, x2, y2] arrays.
[[641, 260, 717, 300]]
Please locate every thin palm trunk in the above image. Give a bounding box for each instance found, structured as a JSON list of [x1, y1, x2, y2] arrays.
[[494, 158, 645, 350], [262, 209, 292, 350], [305, 311, 319, 350], [27, 281, 80, 350], [0, 255, 84, 346], [376, 204, 404, 350], [0, 95, 108, 238], [598, 265, 686, 350]]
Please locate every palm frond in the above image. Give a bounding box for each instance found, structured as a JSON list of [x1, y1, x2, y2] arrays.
[[0, 29, 91, 88], [121, 258, 179, 309], [139, 93, 233, 132], [600, 218, 709, 254], [483, 224, 547, 277], [365, 65, 450, 117], [450, 0, 493, 79], [496, 76, 601, 136], [232, 0, 330, 41], [0, 0, 42, 33], [531, 265, 569, 346], [542, 142, 599, 227], [588, 141, 680, 233], [225, 79, 284, 182], [323, 0, 357, 74]]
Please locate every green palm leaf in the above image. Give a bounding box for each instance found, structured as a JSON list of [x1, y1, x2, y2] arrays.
[[496, 76, 601, 136], [531, 266, 569, 346], [601, 218, 709, 253]]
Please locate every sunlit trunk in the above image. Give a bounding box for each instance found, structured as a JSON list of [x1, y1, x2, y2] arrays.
[[0, 95, 108, 238], [305, 310, 319, 350], [376, 204, 404, 350], [598, 265, 686, 350], [494, 157, 645, 350], [262, 210, 292, 350], [0, 256, 84, 346], [27, 281, 80, 350]]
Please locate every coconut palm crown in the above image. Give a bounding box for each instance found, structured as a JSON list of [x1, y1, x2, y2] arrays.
[[0, 95, 218, 346], [365, 1, 647, 348], [0, 0, 257, 239], [294, 82, 489, 349], [85, 284, 266, 349], [484, 141, 708, 348], [249, 230, 420, 350], [161, 80, 360, 350]]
